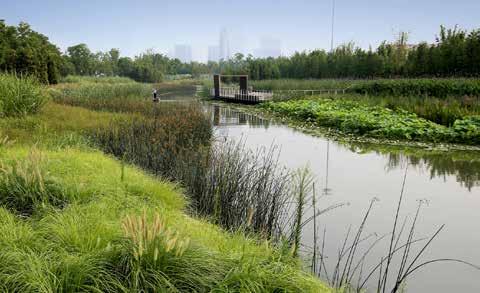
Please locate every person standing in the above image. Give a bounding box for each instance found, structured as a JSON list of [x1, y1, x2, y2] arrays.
[[152, 89, 158, 102]]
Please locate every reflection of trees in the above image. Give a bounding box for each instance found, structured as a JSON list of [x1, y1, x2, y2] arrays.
[[400, 153, 480, 191], [346, 143, 480, 191], [211, 105, 270, 128], [211, 104, 480, 191]]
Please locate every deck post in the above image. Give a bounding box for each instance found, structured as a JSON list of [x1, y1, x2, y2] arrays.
[[239, 75, 248, 92], [214, 74, 221, 98]]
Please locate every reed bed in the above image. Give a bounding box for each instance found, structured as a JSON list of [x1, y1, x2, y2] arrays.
[[60, 75, 136, 84], [248, 78, 480, 126], [0, 73, 48, 117], [90, 110, 298, 238], [251, 78, 480, 98]]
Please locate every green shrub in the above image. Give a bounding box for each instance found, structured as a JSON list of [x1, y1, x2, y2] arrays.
[[0, 74, 48, 117]]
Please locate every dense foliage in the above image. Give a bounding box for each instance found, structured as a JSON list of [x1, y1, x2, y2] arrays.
[[0, 21, 62, 84], [212, 26, 480, 79], [349, 78, 480, 98], [3, 21, 479, 84], [250, 78, 480, 98], [0, 73, 48, 117], [246, 78, 480, 126], [262, 98, 480, 145], [53, 79, 292, 238]]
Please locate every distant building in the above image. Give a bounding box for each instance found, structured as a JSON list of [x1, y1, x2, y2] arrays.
[[254, 37, 282, 58], [219, 28, 231, 60], [174, 44, 192, 63], [208, 45, 220, 62]]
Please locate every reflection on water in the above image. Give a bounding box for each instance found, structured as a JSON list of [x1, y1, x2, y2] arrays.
[[212, 105, 270, 128], [211, 104, 480, 190], [210, 103, 480, 293]]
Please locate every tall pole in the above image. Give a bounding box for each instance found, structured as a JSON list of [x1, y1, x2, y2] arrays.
[[330, 0, 336, 52]]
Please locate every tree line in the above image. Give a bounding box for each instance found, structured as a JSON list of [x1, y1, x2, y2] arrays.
[[216, 27, 480, 79], [0, 20, 62, 84], [1, 21, 479, 84]]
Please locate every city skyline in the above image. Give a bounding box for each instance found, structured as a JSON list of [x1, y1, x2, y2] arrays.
[[173, 44, 192, 63]]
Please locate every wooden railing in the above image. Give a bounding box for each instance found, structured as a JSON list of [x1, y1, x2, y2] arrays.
[[210, 86, 351, 102], [211, 87, 274, 103]]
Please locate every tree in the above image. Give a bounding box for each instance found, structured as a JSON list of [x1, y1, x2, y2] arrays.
[[67, 43, 94, 75]]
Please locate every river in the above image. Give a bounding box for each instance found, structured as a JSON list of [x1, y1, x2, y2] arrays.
[[209, 103, 480, 293]]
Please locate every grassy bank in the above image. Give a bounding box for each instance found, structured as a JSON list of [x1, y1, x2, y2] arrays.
[[0, 146, 330, 292], [261, 98, 480, 145], [0, 74, 331, 291]]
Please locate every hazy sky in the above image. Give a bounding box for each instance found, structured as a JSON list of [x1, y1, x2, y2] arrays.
[[2, 0, 479, 61]]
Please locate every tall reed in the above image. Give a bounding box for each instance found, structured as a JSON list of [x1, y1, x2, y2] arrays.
[[0, 73, 48, 117]]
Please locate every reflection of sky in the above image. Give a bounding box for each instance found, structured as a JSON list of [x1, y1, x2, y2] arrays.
[[210, 104, 480, 293]]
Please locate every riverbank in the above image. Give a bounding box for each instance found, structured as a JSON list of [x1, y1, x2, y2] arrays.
[[207, 99, 480, 152], [0, 75, 332, 292], [0, 144, 330, 292]]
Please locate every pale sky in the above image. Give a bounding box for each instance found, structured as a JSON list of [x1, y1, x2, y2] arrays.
[[2, 0, 479, 62]]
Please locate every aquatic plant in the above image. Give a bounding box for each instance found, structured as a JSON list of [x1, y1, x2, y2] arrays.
[[262, 98, 480, 145]]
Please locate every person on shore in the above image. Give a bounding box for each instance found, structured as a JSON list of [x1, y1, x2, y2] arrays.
[[153, 89, 158, 102]]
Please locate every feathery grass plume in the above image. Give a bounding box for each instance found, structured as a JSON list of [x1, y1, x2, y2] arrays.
[[0, 148, 70, 215], [122, 210, 190, 263]]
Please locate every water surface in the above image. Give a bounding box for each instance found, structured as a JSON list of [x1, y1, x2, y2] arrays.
[[210, 104, 480, 292]]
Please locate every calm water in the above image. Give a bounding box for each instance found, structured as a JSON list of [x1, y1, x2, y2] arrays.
[[209, 104, 480, 293]]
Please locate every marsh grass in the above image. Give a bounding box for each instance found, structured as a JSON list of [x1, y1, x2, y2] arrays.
[[333, 94, 480, 127], [60, 75, 136, 84], [0, 149, 71, 216], [186, 140, 293, 238], [250, 78, 480, 98], [0, 73, 48, 117], [249, 78, 480, 126]]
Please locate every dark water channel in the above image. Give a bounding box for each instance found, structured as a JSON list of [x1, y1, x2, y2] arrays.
[[209, 103, 480, 293]]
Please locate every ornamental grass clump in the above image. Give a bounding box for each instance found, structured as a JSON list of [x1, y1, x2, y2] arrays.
[[0, 149, 70, 215], [0, 73, 48, 117], [122, 211, 190, 263]]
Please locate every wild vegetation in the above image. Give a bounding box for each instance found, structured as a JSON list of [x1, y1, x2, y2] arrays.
[[0, 76, 335, 292], [234, 77, 480, 136], [0, 73, 48, 117], [261, 98, 480, 145], [251, 78, 480, 98], [0, 147, 330, 292]]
